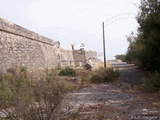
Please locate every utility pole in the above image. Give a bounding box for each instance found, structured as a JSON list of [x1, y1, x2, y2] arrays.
[[102, 22, 106, 67], [102, 13, 135, 67]]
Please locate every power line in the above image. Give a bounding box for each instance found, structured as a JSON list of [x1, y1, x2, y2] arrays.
[[102, 13, 136, 67], [104, 13, 136, 27]]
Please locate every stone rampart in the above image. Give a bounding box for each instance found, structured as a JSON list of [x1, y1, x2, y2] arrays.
[[0, 18, 61, 72], [85, 50, 98, 62], [0, 18, 99, 72]]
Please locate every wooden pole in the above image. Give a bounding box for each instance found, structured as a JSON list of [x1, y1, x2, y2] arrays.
[[102, 22, 106, 67]]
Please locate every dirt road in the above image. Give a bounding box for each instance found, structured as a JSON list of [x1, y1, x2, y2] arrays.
[[60, 64, 160, 120]]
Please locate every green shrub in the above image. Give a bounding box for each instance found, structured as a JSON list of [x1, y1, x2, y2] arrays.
[[20, 66, 27, 72], [59, 67, 76, 76], [90, 67, 119, 83], [0, 67, 73, 120], [142, 72, 160, 92]]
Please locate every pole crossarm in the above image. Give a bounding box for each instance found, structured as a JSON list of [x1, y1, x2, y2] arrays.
[[104, 13, 136, 27]]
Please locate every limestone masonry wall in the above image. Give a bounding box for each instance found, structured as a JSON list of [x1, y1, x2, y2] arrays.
[[0, 18, 98, 72], [0, 18, 63, 72]]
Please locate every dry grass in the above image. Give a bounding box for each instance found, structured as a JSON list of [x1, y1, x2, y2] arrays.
[[0, 67, 74, 120], [91, 61, 112, 71], [90, 67, 119, 83]]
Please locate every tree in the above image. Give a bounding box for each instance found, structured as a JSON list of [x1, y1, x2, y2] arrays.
[[115, 54, 126, 62], [125, 32, 144, 64], [137, 0, 160, 71]]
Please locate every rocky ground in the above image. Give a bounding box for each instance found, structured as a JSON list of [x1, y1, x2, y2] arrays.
[[60, 64, 160, 120]]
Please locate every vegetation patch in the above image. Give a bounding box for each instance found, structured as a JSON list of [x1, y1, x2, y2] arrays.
[[142, 72, 160, 93], [90, 67, 119, 83], [58, 67, 76, 76], [0, 67, 73, 119]]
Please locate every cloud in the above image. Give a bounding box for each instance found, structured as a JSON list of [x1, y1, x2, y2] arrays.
[[27, 0, 116, 32], [27, 0, 140, 59]]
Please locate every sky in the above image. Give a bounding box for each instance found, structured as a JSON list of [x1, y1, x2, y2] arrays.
[[0, 0, 140, 60]]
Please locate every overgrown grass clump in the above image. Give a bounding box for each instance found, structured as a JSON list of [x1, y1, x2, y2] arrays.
[[0, 67, 73, 119], [58, 67, 76, 76], [90, 67, 119, 83], [142, 72, 160, 93]]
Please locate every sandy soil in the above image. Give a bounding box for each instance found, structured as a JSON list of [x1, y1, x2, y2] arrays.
[[59, 65, 160, 120]]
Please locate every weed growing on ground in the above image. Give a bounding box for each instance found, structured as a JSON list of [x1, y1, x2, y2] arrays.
[[58, 67, 76, 76], [0, 67, 73, 120], [142, 72, 160, 92], [90, 67, 119, 83]]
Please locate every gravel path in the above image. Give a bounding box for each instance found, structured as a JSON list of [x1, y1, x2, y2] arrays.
[[60, 64, 160, 120], [118, 66, 141, 85]]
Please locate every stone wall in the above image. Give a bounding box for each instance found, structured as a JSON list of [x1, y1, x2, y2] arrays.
[[0, 18, 61, 72], [72, 48, 86, 67], [0, 18, 99, 72], [59, 49, 74, 67], [85, 50, 99, 62]]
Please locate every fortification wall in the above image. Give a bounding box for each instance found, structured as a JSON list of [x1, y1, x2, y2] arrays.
[[0, 18, 61, 72], [85, 51, 98, 62], [0, 18, 99, 72], [58, 49, 74, 67]]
